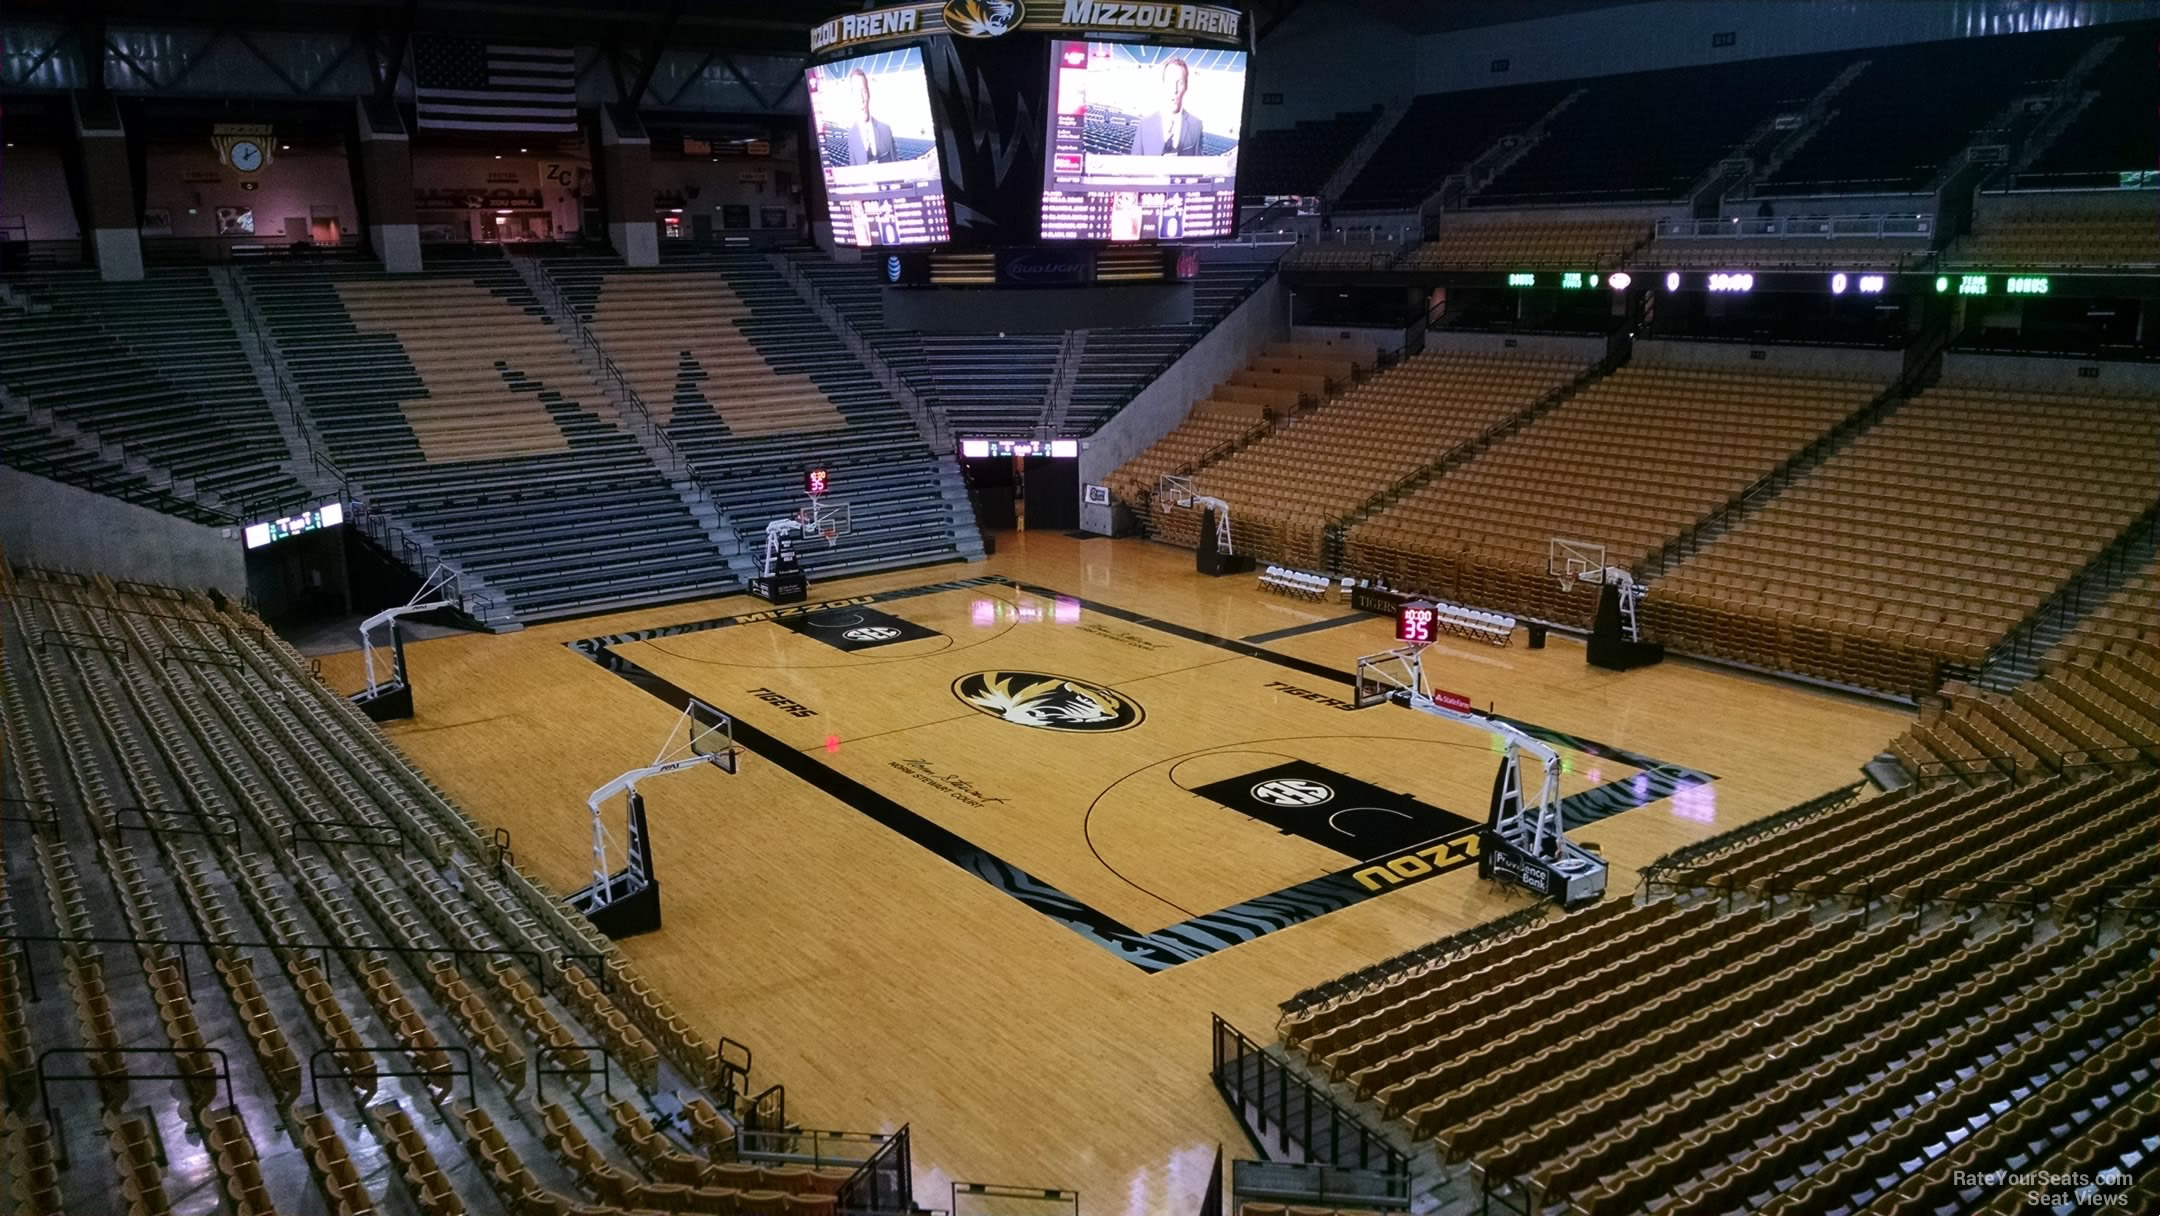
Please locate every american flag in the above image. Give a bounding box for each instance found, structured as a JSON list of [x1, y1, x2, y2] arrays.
[[414, 39, 578, 133]]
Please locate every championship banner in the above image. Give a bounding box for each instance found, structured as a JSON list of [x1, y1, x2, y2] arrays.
[[812, 0, 1245, 57]]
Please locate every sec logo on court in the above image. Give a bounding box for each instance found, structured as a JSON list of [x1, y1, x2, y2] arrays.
[[1251, 778, 1333, 807], [952, 670, 1143, 732], [844, 626, 902, 642]]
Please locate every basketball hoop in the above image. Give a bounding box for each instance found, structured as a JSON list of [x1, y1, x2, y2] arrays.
[[1549, 537, 1607, 595], [804, 499, 851, 546]]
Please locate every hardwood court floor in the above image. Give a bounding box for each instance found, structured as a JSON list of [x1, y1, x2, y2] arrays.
[[316, 532, 1909, 1212]]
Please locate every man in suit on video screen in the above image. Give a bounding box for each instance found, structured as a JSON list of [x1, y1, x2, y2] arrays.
[[1133, 58, 1204, 156], [843, 68, 898, 165]]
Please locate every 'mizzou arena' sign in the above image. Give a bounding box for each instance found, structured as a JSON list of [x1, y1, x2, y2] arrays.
[[811, 1, 1243, 57], [811, 6, 926, 54], [1057, 2, 1240, 37]]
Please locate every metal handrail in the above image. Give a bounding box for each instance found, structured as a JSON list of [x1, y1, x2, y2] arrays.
[[1984, 504, 2158, 676], [836, 1121, 913, 1215], [746, 1081, 787, 1132], [1140, 415, 1278, 502], [224, 267, 477, 594], [228, 266, 351, 489], [1634, 341, 1939, 584], [2, 930, 550, 1003], [0, 427, 231, 524], [1107, 263, 1284, 424], [2082, 880, 2160, 918], [515, 256, 706, 484], [1211, 1014, 1406, 1176], [738, 1127, 892, 1169], [309, 1043, 473, 1108], [226, 267, 501, 621], [771, 250, 954, 450], [38, 1045, 236, 1136], [9, 268, 340, 527], [342, 501, 499, 625], [1645, 865, 2071, 932], [1903, 744, 2159, 785], [534, 1041, 613, 1102], [1654, 214, 1934, 240], [1334, 350, 1615, 542]]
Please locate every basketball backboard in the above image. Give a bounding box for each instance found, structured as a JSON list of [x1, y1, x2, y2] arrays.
[[1352, 647, 1421, 709], [686, 698, 739, 774], [800, 499, 853, 545], [1548, 538, 1607, 593], [1155, 473, 1198, 509]]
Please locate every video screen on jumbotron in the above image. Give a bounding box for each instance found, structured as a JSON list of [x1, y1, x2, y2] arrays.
[[806, 47, 950, 247], [1041, 41, 1247, 242]]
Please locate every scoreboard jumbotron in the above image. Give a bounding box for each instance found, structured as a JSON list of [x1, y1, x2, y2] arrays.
[[803, 0, 1253, 329]]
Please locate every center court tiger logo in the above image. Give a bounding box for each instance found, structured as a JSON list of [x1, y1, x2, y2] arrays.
[[952, 670, 1142, 732], [844, 626, 901, 642], [1251, 778, 1333, 807], [944, 0, 1024, 38]]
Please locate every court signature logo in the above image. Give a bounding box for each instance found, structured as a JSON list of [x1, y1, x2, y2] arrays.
[[952, 670, 1142, 732], [844, 626, 902, 642], [944, 0, 1024, 38], [1252, 778, 1333, 807]]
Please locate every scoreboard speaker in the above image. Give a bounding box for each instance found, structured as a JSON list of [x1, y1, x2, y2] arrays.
[[924, 32, 1052, 247]]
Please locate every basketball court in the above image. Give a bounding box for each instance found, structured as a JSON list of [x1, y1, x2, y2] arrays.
[[579, 574, 1711, 969], [315, 532, 1909, 1210]]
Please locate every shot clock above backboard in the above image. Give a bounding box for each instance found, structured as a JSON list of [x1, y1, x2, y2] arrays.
[[1396, 599, 1437, 646]]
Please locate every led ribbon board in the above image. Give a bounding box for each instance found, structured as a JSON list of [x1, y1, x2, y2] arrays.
[[244, 501, 345, 549], [961, 437, 1079, 457]]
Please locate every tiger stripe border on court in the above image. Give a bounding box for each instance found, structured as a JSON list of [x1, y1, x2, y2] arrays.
[[568, 577, 1716, 971]]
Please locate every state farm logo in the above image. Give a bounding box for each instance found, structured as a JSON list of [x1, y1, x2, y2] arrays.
[[1251, 778, 1333, 807]]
